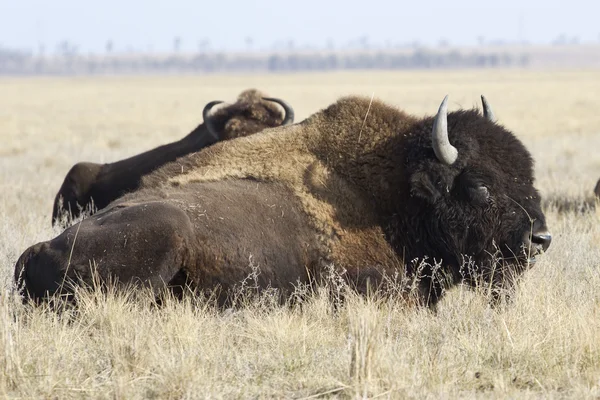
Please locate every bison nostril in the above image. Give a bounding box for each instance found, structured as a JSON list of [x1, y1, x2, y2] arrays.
[[532, 231, 552, 252]]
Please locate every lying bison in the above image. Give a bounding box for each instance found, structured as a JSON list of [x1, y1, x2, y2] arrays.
[[52, 89, 294, 226], [16, 95, 551, 307]]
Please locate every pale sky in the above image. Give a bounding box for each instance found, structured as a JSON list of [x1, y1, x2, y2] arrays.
[[0, 0, 598, 54]]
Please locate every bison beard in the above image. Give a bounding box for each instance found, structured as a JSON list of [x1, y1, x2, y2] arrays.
[[17, 95, 551, 307]]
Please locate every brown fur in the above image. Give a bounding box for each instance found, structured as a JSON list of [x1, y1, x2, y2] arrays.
[[17, 180, 320, 305], [595, 178, 600, 198], [141, 97, 417, 281]]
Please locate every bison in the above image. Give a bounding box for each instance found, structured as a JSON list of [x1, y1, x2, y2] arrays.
[[51, 89, 294, 226], [16, 94, 551, 307]]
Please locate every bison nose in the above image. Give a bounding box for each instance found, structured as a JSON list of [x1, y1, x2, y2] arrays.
[[532, 230, 552, 252]]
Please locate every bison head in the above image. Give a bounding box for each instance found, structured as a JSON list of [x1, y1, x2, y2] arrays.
[[393, 96, 551, 304], [203, 91, 294, 141]]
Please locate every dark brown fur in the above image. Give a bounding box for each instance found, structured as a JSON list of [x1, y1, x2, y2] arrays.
[[17, 95, 551, 307], [52, 89, 290, 226], [19, 180, 318, 305]]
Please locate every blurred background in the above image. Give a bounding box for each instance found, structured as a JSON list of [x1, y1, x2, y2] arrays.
[[1, 0, 600, 75]]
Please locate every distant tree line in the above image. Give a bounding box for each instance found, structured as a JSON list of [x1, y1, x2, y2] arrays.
[[0, 46, 529, 76]]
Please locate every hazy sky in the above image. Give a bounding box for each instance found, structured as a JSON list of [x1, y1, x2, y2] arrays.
[[1, 0, 598, 53]]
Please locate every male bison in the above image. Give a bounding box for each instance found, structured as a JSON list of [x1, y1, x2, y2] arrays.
[[51, 89, 294, 226], [16, 95, 551, 307]]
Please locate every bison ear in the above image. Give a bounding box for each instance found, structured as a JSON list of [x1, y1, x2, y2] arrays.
[[410, 171, 442, 203]]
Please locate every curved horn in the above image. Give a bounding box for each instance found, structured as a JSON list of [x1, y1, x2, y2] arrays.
[[262, 97, 295, 125], [431, 95, 458, 165], [202, 100, 224, 139], [480, 95, 497, 123]]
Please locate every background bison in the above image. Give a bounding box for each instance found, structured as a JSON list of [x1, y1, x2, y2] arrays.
[[52, 89, 294, 226], [16, 94, 550, 307]]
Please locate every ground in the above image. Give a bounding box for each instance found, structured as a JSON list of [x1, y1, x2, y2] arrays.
[[1, 70, 600, 398]]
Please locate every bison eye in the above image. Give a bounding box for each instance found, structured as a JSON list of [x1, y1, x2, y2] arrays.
[[467, 185, 490, 205], [478, 186, 489, 198]]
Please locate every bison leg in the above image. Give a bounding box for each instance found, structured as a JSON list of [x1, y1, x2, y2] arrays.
[[15, 201, 196, 302]]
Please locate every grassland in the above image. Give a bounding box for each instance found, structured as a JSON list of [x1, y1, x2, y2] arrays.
[[1, 70, 600, 398]]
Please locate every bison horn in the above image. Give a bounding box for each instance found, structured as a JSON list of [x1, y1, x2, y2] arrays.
[[431, 95, 458, 165], [262, 97, 295, 125], [480, 95, 497, 123], [203, 100, 224, 139]]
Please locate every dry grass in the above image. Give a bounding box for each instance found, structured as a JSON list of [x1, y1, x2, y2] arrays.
[[2, 69, 600, 398]]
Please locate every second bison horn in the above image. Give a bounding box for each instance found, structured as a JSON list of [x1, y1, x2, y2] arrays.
[[431, 95, 458, 165], [481, 95, 497, 123], [262, 97, 295, 126], [203, 100, 224, 139]]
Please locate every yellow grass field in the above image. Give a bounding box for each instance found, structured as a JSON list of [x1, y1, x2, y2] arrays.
[[1, 70, 600, 398]]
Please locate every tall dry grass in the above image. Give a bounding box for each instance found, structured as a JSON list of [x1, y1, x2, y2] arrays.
[[1, 70, 600, 398]]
